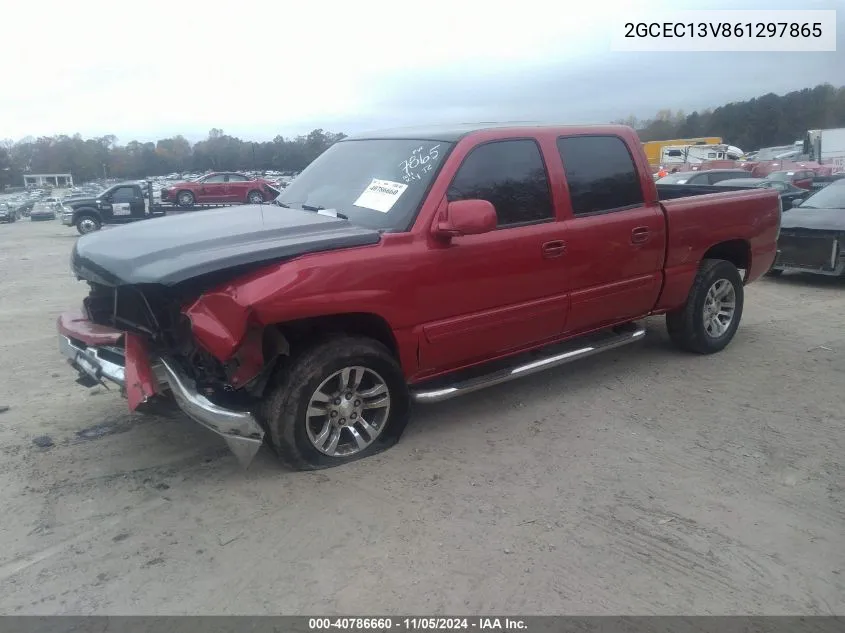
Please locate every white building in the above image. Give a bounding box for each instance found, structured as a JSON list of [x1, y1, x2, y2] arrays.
[[23, 173, 74, 188]]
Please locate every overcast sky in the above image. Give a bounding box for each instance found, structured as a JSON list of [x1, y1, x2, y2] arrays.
[[1, 0, 842, 143]]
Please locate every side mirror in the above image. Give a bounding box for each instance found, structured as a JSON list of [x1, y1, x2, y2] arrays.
[[433, 199, 497, 239]]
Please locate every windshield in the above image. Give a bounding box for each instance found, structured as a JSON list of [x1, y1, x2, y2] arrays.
[[275, 139, 453, 231], [766, 171, 792, 181], [799, 182, 845, 209]]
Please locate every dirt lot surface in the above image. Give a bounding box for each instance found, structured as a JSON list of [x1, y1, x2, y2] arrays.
[[0, 219, 843, 615]]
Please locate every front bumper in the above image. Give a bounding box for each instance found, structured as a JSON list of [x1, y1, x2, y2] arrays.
[[61, 211, 73, 226], [57, 312, 265, 467], [773, 233, 845, 277]]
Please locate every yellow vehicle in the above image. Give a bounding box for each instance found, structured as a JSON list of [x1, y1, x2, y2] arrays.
[[642, 137, 722, 166]]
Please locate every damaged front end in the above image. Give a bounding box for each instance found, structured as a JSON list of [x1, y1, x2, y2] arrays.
[[58, 204, 383, 466], [57, 280, 276, 467]]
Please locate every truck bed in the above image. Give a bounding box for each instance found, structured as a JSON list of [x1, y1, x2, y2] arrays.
[[653, 185, 781, 310], [656, 183, 757, 200]]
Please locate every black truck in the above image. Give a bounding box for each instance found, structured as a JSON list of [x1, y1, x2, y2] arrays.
[[62, 182, 165, 235]]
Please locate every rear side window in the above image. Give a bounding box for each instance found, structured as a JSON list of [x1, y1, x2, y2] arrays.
[[557, 136, 644, 215], [447, 139, 553, 227]]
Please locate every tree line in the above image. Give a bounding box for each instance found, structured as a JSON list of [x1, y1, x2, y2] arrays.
[[2, 83, 844, 190], [615, 83, 845, 152], [0, 128, 346, 189]]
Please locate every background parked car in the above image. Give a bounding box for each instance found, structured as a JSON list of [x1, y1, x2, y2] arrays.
[[656, 169, 754, 185], [717, 177, 810, 210], [29, 202, 57, 221], [808, 173, 845, 192], [16, 200, 35, 217], [0, 203, 18, 223], [770, 179, 845, 277], [765, 169, 815, 190]]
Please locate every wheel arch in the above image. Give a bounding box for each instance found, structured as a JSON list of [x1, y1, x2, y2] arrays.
[[271, 312, 401, 361], [72, 206, 100, 224], [702, 239, 751, 279]]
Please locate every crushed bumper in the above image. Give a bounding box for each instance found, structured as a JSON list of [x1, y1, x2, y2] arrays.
[[57, 312, 265, 467]]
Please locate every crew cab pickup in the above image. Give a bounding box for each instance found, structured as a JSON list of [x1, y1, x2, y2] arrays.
[[62, 182, 164, 235], [160, 172, 279, 207], [57, 124, 780, 470]]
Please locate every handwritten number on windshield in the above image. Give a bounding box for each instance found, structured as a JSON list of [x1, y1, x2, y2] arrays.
[[400, 145, 440, 183]]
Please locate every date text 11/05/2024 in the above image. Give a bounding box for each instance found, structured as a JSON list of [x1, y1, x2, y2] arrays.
[[308, 618, 527, 630]]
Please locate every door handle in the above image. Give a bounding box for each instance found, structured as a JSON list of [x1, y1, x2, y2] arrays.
[[631, 227, 650, 244], [542, 240, 566, 258]]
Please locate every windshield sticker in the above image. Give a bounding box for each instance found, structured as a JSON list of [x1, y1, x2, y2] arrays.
[[353, 179, 408, 213], [400, 144, 441, 183]]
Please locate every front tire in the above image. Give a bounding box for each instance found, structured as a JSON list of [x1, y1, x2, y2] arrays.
[[76, 214, 101, 235], [259, 336, 410, 470], [177, 191, 195, 207], [247, 190, 263, 204], [666, 258, 744, 354]]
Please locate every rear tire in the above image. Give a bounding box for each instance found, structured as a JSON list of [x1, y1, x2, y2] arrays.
[[259, 336, 410, 470], [666, 258, 744, 354]]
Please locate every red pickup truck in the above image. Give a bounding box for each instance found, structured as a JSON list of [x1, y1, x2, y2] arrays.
[[160, 172, 279, 207], [58, 124, 780, 470]]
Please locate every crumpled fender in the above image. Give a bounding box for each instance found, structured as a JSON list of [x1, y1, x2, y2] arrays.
[[182, 290, 252, 362], [182, 276, 278, 388]]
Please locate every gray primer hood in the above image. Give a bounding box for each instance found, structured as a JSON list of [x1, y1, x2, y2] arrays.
[[71, 205, 381, 286], [781, 207, 845, 232]]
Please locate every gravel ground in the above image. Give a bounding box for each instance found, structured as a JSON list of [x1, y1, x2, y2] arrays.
[[0, 219, 843, 615]]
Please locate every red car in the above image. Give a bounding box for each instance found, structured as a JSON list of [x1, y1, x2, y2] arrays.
[[765, 169, 815, 190], [160, 172, 279, 207], [58, 124, 779, 470]]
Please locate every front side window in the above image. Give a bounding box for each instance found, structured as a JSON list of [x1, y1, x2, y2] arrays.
[[447, 139, 553, 226], [557, 135, 644, 215], [111, 187, 136, 201]]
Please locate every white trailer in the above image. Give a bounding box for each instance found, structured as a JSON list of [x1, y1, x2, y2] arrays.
[[659, 143, 744, 165], [806, 128, 845, 172]]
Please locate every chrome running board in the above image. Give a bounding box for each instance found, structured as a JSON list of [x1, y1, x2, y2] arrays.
[[410, 323, 646, 404]]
